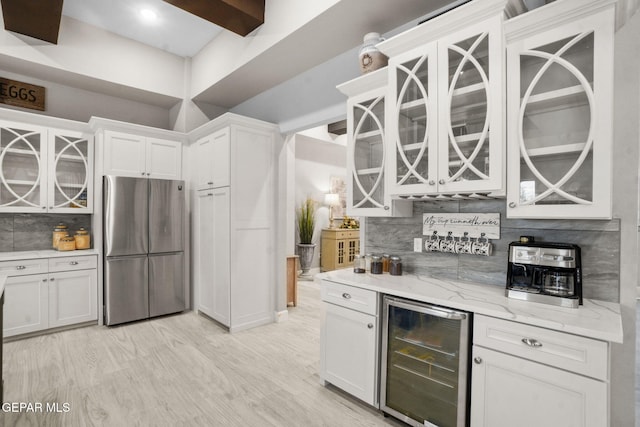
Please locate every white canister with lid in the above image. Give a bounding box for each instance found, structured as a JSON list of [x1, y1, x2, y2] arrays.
[[358, 32, 388, 74]]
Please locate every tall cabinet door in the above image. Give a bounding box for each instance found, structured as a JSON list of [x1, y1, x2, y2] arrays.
[[437, 16, 504, 194], [387, 43, 439, 197], [0, 122, 47, 212], [506, 6, 614, 219], [47, 129, 94, 213], [196, 188, 230, 326]]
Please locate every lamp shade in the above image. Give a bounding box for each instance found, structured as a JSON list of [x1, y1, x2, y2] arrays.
[[324, 193, 340, 206]]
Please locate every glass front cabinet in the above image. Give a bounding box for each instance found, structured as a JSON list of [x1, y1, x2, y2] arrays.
[[384, 13, 505, 198], [0, 121, 93, 213], [339, 69, 412, 217], [505, 3, 614, 219]]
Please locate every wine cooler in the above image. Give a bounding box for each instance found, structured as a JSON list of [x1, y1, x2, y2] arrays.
[[381, 296, 471, 427]]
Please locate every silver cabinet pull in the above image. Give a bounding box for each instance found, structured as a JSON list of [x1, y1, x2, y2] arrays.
[[50, 277, 55, 281], [384, 206, 390, 210], [367, 323, 374, 329], [42, 278, 47, 282], [207, 181, 214, 185], [474, 357, 482, 364], [439, 179, 445, 185], [16, 265, 26, 270], [69, 261, 79, 265], [147, 172, 151, 176], [429, 180, 436, 185], [141, 172, 145, 176], [508, 202, 516, 208], [522, 338, 542, 348], [341, 293, 351, 300]]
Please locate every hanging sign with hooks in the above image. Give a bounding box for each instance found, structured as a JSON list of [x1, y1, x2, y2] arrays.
[[422, 213, 500, 239]]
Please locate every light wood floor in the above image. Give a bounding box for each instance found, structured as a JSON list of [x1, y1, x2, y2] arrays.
[[2, 281, 403, 427]]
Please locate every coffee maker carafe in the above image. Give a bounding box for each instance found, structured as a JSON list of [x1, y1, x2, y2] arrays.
[[506, 241, 582, 308]]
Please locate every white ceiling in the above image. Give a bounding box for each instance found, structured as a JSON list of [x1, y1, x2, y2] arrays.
[[62, 0, 223, 57]]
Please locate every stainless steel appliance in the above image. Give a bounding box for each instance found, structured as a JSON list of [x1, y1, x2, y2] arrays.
[[506, 241, 582, 308], [381, 296, 471, 427], [104, 176, 185, 326]]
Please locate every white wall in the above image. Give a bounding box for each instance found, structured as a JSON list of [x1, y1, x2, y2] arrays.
[[610, 8, 640, 427], [294, 133, 347, 271]]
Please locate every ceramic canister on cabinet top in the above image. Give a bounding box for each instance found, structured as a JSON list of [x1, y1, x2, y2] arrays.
[[358, 32, 388, 74], [57, 235, 76, 251]]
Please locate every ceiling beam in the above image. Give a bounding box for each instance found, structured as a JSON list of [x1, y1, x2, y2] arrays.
[[1, 0, 63, 44], [163, 0, 265, 37]]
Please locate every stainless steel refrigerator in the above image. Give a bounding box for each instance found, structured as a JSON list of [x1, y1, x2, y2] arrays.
[[103, 175, 185, 326]]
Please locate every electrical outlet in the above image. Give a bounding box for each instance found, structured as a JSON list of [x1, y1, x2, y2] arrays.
[[414, 238, 423, 252]]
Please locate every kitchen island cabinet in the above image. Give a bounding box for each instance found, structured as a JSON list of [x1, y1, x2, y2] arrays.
[[316, 269, 622, 426]]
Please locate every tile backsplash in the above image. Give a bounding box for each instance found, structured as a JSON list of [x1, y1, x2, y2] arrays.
[[365, 199, 620, 303], [0, 214, 92, 252]]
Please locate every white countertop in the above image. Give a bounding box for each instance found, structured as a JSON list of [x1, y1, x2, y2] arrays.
[[0, 249, 99, 262], [316, 269, 623, 343]]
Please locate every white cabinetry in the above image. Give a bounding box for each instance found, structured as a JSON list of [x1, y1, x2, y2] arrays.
[[505, 0, 614, 219], [194, 128, 230, 190], [0, 121, 94, 213], [192, 114, 277, 332], [338, 69, 411, 217], [320, 281, 379, 407], [102, 129, 182, 180], [2, 254, 98, 338], [380, 3, 506, 197], [470, 314, 609, 427]]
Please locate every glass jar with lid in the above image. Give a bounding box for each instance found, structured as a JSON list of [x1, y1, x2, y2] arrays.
[[389, 256, 402, 276], [370, 255, 383, 274], [57, 235, 76, 251], [74, 227, 91, 250], [52, 223, 68, 249], [353, 255, 366, 274]]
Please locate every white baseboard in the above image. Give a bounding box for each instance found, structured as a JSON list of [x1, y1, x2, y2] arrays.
[[275, 310, 289, 323]]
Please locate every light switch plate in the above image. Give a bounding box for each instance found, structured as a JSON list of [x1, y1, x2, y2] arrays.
[[414, 238, 422, 252]]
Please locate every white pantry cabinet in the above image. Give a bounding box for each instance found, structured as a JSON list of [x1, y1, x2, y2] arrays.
[[0, 120, 94, 213], [320, 281, 379, 407], [102, 129, 182, 180], [382, 10, 506, 197], [191, 114, 277, 333], [505, 0, 614, 219], [2, 254, 98, 338], [194, 128, 230, 191], [470, 314, 609, 427]]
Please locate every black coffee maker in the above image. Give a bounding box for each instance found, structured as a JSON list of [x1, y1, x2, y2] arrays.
[[506, 240, 582, 308]]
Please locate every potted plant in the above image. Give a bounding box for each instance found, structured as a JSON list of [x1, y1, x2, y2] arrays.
[[296, 198, 317, 277]]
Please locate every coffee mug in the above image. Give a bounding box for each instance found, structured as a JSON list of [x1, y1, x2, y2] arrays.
[[472, 241, 493, 256], [455, 239, 473, 254], [425, 235, 440, 252], [440, 238, 456, 253]]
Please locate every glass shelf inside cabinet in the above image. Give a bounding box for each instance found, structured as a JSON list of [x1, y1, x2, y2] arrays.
[[0, 126, 43, 208], [445, 32, 491, 184], [518, 32, 595, 206], [352, 96, 386, 209]]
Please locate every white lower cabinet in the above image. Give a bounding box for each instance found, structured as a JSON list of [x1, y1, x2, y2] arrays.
[[320, 281, 378, 407], [2, 254, 98, 338], [470, 314, 609, 427]]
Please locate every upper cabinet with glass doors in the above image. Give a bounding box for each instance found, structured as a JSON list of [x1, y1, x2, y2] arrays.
[[338, 69, 412, 217], [505, 0, 614, 219], [379, 0, 507, 198], [0, 120, 93, 213]]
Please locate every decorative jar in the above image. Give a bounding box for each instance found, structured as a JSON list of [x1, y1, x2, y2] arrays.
[[358, 32, 388, 74]]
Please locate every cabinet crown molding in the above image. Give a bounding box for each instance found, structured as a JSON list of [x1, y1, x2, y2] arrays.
[[505, 0, 617, 42], [377, 0, 508, 57], [187, 112, 279, 143], [0, 107, 89, 133], [89, 116, 186, 141], [336, 67, 387, 98]]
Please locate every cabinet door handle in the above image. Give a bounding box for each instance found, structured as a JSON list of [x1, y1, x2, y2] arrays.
[[16, 265, 26, 270], [383, 206, 389, 210], [70, 261, 79, 265], [367, 323, 374, 329], [439, 179, 445, 185], [508, 202, 516, 208], [147, 173, 151, 176], [521, 338, 542, 348], [42, 206, 46, 210], [141, 172, 146, 176], [429, 180, 435, 185], [42, 278, 48, 282], [207, 181, 214, 185], [341, 293, 351, 300], [49, 277, 55, 281], [474, 357, 482, 364]]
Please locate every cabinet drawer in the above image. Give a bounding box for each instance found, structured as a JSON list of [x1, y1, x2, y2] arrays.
[[48, 255, 97, 272], [321, 281, 377, 316], [474, 314, 608, 380], [0, 259, 48, 276]]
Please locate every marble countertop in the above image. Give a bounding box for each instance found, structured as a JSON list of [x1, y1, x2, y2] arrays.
[[316, 269, 623, 343], [0, 249, 99, 262]]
